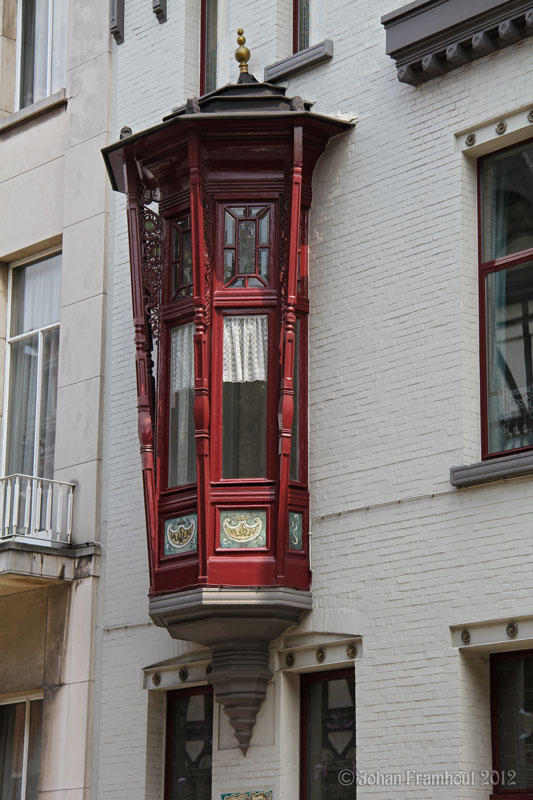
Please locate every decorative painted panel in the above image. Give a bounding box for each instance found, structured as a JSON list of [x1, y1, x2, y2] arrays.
[[164, 513, 198, 555], [219, 510, 267, 548], [288, 512, 303, 550], [221, 792, 273, 800]]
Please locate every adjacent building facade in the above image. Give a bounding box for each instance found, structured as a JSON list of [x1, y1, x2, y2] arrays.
[[3, 1, 533, 799]]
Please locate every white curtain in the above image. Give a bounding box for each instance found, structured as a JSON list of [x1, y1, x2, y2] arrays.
[[171, 323, 195, 391], [11, 255, 61, 336], [223, 316, 268, 383]]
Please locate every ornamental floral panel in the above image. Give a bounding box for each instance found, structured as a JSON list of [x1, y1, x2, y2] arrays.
[[221, 792, 273, 800], [219, 510, 267, 549], [288, 512, 303, 550], [164, 513, 198, 555]]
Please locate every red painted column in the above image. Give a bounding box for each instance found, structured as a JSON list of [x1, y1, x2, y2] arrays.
[[188, 131, 210, 582], [124, 158, 158, 586], [276, 126, 303, 579]]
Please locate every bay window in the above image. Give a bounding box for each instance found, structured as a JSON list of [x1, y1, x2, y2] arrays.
[[300, 670, 356, 800], [17, 0, 67, 109], [0, 696, 43, 800], [165, 686, 213, 800], [3, 255, 61, 480], [480, 141, 533, 458], [491, 651, 533, 797]]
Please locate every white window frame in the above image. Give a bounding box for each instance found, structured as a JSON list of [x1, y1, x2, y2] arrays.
[[0, 691, 43, 800], [14, 0, 66, 111], [1, 248, 61, 479]]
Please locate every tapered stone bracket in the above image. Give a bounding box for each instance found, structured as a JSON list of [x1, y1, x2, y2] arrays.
[[149, 586, 312, 753]]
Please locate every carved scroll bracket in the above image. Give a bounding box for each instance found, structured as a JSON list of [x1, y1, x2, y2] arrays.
[[138, 196, 163, 342]]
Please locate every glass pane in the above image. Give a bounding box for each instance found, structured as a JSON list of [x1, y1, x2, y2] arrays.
[[50, 0, 67, 94], [258, 249, 269, 279], [20, 0, 50, 108], [486, 262, 533, 454], [182, 231, 192, 285], [298, 0, 310, 51], [166, 691, 213, 800], [224, 212, 235, 246], [6, 335, 39, 476], [203, 0, 217, 93], [38, 328, 59, 479], [258, 210, 269, 244], [0, 702, 26, 800], [222, 316, 268, 478], [11, 256, 61, 336], [248, 277, 263, 287], [250, 206, 266, 217], [169, 325, 196, 486], [26, 700, 43, 800], [290, 320, 300, 481], [232, 207, 246, 218], [173, 228, 181, 261], [481, 142, 533, 262], [224, 250, 235, 284], [495, 656, 533, 788], [304, 678, 355, 800], [177, 215, 191, 231], [238, 220, 256, 274]]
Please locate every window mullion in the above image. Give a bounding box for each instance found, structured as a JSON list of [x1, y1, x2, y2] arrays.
[[20, 699, 31, 800], [33, 330, 45, 477]]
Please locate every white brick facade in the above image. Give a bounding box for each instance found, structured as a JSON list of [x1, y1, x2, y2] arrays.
[[97, 2, 533, 799]]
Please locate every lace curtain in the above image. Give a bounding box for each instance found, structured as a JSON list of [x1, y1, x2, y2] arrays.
[[171, 323, 195, 391], [223, 316, 268, 383]]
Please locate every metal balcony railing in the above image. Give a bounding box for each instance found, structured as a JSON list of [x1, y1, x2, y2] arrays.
[[0, 474, 75, 544]]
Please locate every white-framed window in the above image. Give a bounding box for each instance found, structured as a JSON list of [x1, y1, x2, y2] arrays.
[[2, 253, 61, 480], [16, 0, 67, 110], [0, 694, 43, 800]]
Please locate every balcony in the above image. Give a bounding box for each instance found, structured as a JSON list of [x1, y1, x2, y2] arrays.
[[0, 474, 100, 596], [0, 474, 74, 544]]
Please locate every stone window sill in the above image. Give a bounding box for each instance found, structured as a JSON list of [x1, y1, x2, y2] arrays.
[[0, 89, 67, 136], [450, 451, 533, 488], [264, 40, 333, 83]]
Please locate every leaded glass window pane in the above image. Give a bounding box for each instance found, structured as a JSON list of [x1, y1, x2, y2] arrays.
[[486, 261, 533, 454], [172, 216, 193, 299], [222, 206, 271, 287], [302, 675, 355, 800], [166, 689, 213, 800], [494, 655, 533, 789], [290, 319, 300, 481]]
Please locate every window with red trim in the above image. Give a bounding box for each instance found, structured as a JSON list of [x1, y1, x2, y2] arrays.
[[293, 0, 310, 53], [479, 140, 533, 459], [165, 685, 213, 800], [300, 669, 356, 800], [491, 651, 533, 798], [200, 0, 217, 95]]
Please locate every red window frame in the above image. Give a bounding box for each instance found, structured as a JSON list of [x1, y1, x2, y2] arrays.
[[165, 684, 213, 800], [300, 668, 356, 800], [293, 0, 310, 54], [200, 0, 217, 95], [490, 650, 533, 800], [478, 139, 533, 460]]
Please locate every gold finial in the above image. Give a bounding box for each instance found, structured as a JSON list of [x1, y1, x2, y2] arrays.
[[234, 28, 250, 74]]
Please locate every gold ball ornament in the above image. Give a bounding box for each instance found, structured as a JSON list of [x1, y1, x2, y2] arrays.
[[234, 28, 250, 73]]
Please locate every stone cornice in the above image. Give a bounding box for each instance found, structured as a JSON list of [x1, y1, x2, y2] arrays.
[[382, 0, 533, 85]]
